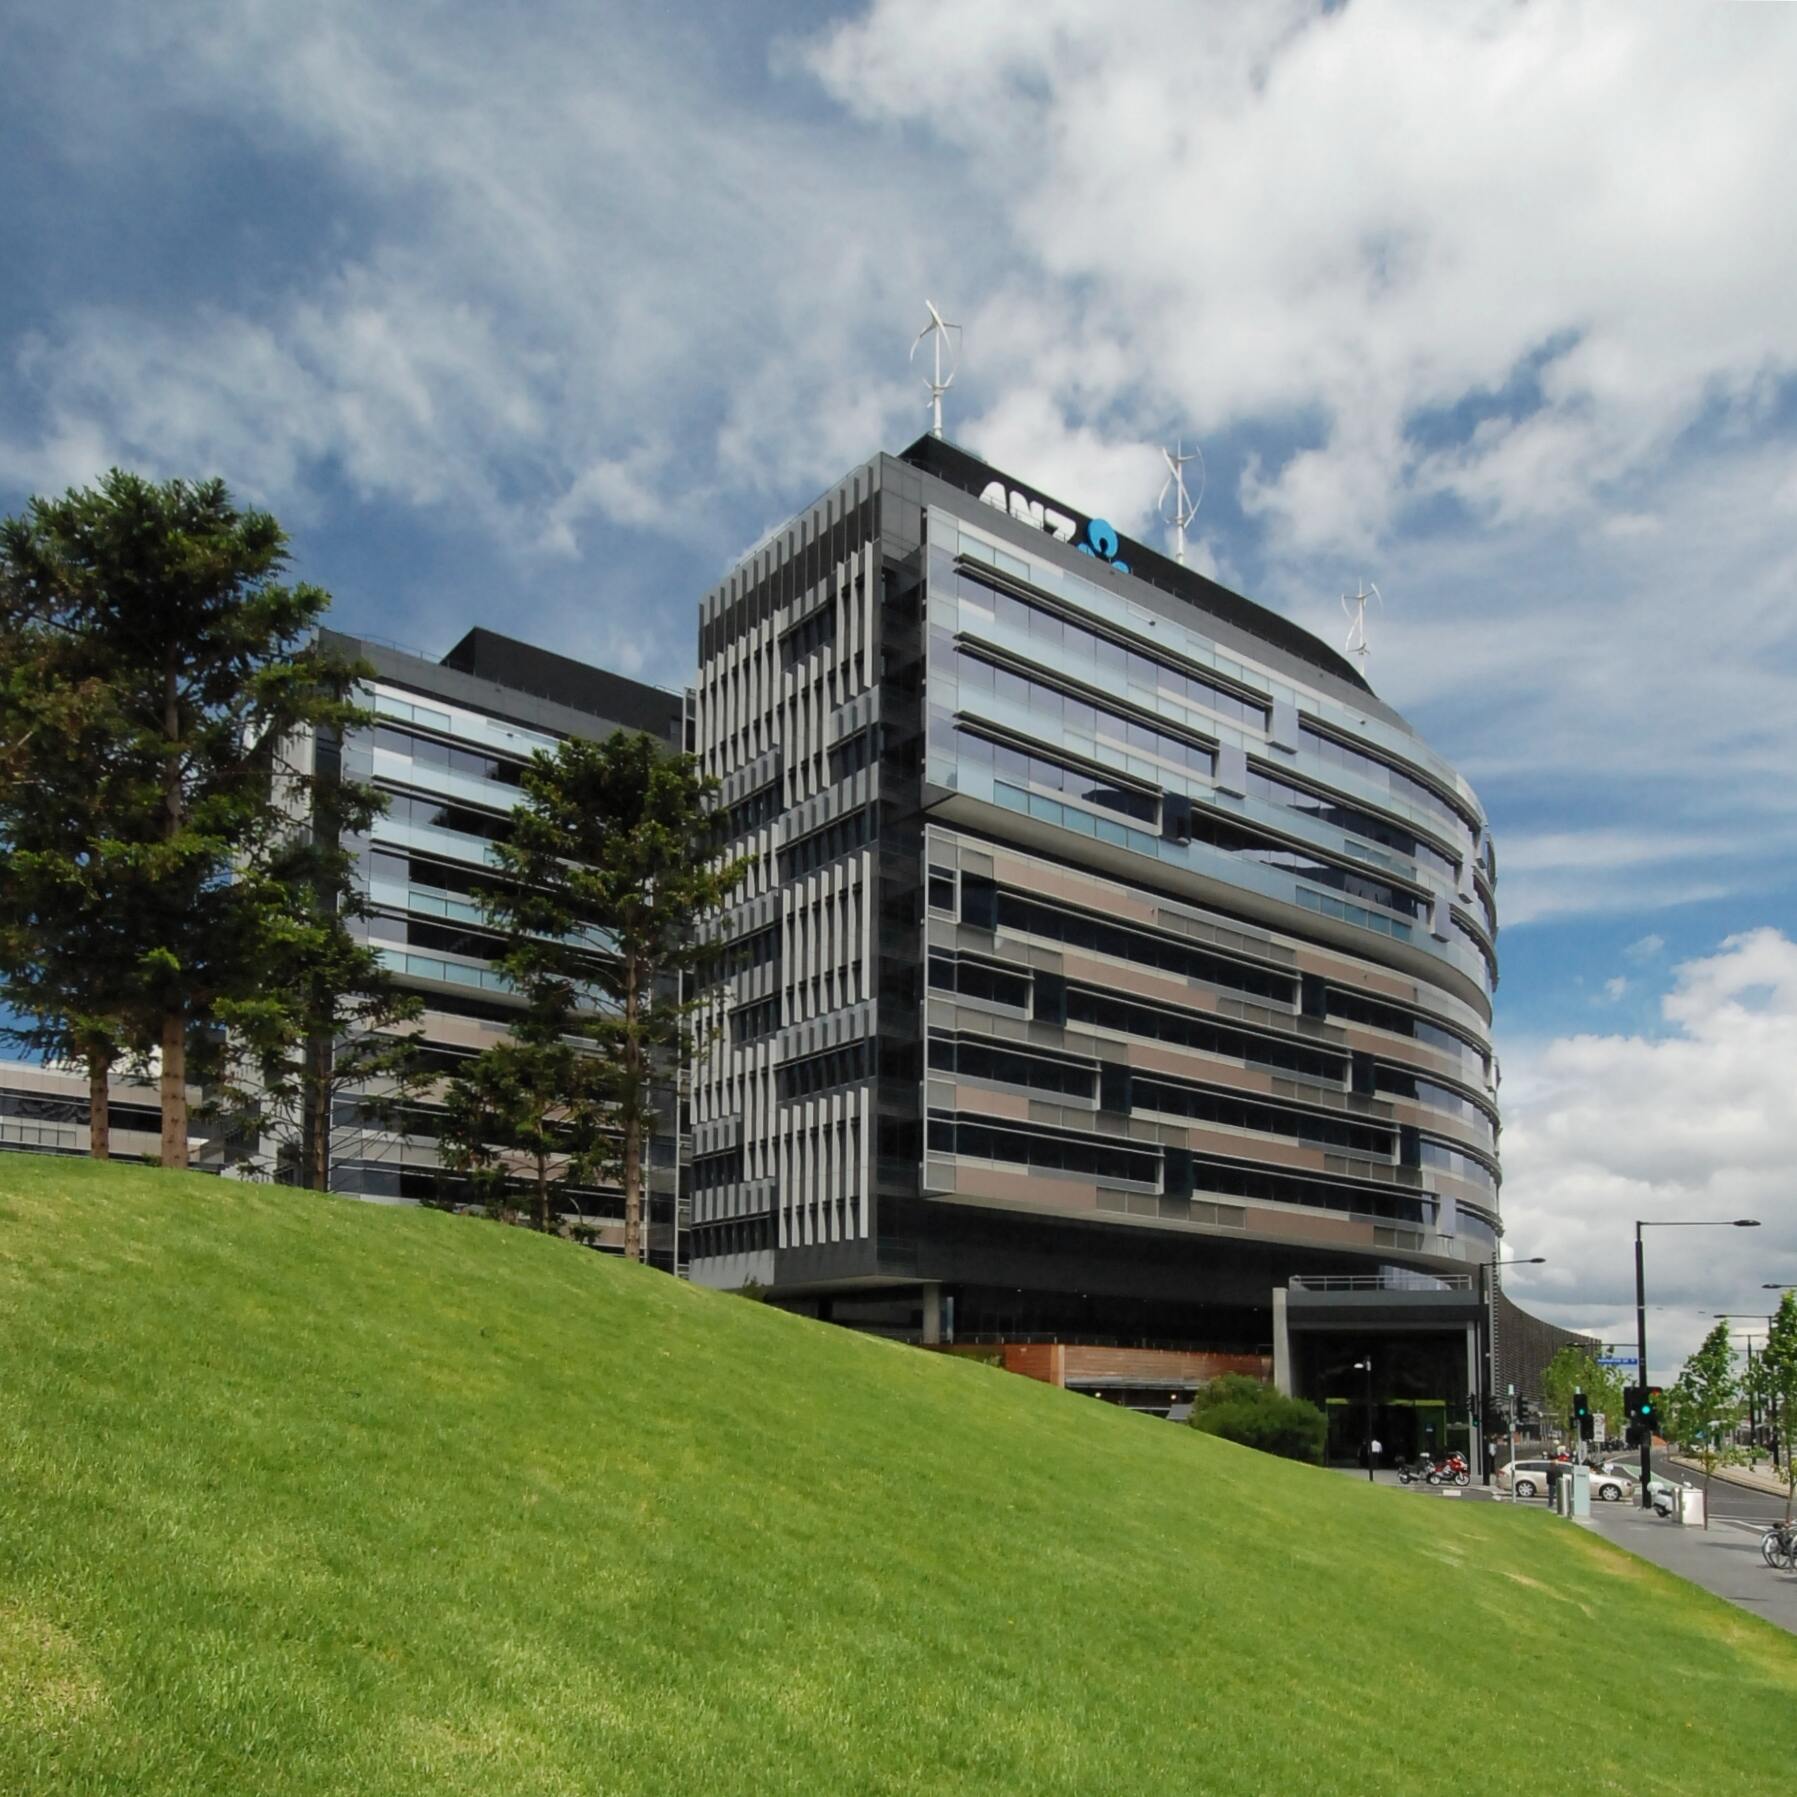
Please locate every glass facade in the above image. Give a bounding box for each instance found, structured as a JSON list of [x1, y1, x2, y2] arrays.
[[313, 638, 688, 1273], [690, 437, 1501, 1352], [916, 499, 1500, 1274]]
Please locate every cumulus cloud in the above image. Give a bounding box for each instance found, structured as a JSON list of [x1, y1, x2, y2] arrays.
[[805, 0, 1797, 921], [1497, 929, 1797, 1377], [3, 0, 1796, 920], [809, 0, 1797, 540]]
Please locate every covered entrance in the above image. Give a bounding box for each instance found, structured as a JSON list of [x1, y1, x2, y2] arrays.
[[1275, 1273, 1482, 1469]]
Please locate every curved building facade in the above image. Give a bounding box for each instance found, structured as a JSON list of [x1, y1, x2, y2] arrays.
[[692, 436, 1498, 1430]]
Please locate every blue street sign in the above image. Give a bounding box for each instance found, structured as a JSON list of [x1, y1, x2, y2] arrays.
[[1597, 1355, 1638, 1367]]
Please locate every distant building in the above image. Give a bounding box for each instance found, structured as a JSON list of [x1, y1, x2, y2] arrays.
[[1494, 1288, 1601, 1412], [691, 434, 1503, 1446], [284, 628, 691, 1271]]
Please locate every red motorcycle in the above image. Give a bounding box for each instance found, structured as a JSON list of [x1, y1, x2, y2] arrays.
[[1398, 1451, 1470, 1487]]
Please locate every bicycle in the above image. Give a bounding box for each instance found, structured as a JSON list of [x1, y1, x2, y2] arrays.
[[1759, 1521, 1797, 1570]]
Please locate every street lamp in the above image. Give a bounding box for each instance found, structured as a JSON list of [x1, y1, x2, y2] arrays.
[[1634, 1218, 1760, 1509], [1352, 1358, 1373, 1483], [1476, 1253, 1546, 1484]]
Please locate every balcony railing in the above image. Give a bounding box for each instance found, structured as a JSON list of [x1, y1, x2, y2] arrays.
[[1289, 1270, 1473, 1294]]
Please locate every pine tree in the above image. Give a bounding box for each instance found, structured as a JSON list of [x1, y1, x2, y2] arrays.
[[440, 1037, 617, 1233], [439, 732, 746, 1251], [550, 731, 747, 1262], [0, 471, 365, 1169], [221, 746, 428, 1191], [0, 612, 152, 1152]]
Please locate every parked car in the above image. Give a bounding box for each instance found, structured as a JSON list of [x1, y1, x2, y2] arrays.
[[1588, 1467, 1633, 1503], [1495, 1458, 1555, 1498], [1495, 1459, 1635, 1501]]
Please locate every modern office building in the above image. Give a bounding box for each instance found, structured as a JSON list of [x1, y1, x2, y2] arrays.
[[692, 435, 1503, 1445], [295, 627, 690, 1272], [0, 1057, 182, 1163]]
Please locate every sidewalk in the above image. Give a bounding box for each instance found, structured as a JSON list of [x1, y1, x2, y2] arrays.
[[1668, 1454, 1792, 1499], [1579, 1502, 1797, 1637]]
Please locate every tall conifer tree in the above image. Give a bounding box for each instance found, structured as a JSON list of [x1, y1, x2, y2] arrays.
[[0, 471, 364, 1168], [440, 731, 745, 1251]]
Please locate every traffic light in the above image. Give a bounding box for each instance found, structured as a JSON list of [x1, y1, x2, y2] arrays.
[[1640, 1386, 1662, 1426], [1623, 1384, 1643, 1421]]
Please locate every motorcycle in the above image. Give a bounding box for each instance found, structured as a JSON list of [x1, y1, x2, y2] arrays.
[[1397, 1452, 1471, 1487]]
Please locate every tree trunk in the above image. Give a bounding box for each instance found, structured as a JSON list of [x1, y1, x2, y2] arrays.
[[623, 1108, 642, 1265], [158, 654, 189, 1171], [622, 956, 642, 1263], [86, 1036, 113, 1161], [159, 1009, 188, 1169], [305, 1033, 332, 1191], [536, 1149, 549, 1234]]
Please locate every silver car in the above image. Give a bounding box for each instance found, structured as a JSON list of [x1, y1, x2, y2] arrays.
[[1495, 1459, 1634, 1502]]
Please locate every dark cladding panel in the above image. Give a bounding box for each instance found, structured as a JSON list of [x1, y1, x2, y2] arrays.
[[440, 628, 682, 740]]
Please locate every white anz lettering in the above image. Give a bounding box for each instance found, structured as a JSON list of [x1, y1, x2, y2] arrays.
[[1008, 491, 1045, 531], [973, 482, 1121, 566]]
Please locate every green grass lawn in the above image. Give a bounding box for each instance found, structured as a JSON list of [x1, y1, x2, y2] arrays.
[[3, 1161, 1795, 1795]]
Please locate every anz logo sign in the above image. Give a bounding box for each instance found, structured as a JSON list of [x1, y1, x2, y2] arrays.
[[976, 480, 1132, 576]]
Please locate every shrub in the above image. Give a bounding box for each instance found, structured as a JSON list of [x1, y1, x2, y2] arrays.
[[1188, 1379, 1327, 1465]]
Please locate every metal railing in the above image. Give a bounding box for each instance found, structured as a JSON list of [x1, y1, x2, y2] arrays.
[[1289, 1270, 1473, 1294]]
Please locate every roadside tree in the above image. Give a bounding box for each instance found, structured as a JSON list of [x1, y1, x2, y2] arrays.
[[1761, 1291, 1797, 1524], [1540, 1345, 1626, 1449], [1668, 1321, 1744, 1531]]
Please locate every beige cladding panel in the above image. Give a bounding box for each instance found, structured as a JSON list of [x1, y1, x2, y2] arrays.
[[942, 1164, 1418, 1256], [1175, 1123, 1329, 1174], [951, 1083, 1034, 1122], [978, 836, 1486, 1047]]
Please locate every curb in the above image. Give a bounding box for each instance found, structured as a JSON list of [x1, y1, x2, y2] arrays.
[[1668, 1458, 1791, 1499]]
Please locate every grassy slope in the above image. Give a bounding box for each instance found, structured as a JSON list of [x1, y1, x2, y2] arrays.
[[2, 1163, 1794, 1796]]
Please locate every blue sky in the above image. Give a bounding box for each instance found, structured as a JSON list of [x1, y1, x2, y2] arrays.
[[5, 0, 1795, 1369]]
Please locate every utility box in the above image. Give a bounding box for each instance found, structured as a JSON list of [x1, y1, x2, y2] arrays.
[[1676, 1485, 1706, 1527], [1569, 1466, 1591, 1518]]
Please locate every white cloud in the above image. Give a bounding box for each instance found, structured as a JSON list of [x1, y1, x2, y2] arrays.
[[0, 1, 937, 561], [1625, 935, 1667, 965], [1498, 929, 1797, 1377], [1599, 977, 1628, 1005], [808, 0, 1797, 541], [802, 0, 1797, 923], [4, 0, 1797, 924]]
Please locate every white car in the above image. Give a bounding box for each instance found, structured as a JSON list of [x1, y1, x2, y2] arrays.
[[1495, 1459, 1633, 1502]]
